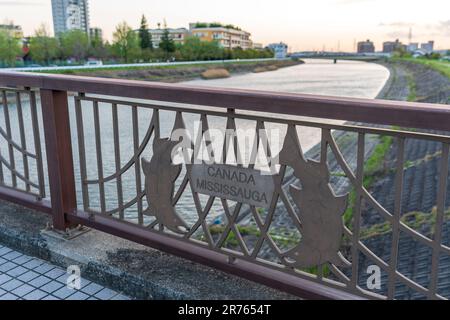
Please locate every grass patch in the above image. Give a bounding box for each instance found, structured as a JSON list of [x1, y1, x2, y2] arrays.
[[406, 73, 417, 102], [32, 60, 279, 75], [344, 135, 394, 228], [360, 207, 450, 239], [393, 57, 450, 79]]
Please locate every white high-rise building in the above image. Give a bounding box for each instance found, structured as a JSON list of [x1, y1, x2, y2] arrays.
[[51, 0, 90, 35]]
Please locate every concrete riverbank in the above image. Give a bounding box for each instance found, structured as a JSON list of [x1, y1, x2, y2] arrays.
[[30, 59, 303, 83]]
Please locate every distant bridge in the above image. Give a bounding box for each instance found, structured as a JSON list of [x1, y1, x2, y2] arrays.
[[290, 53, 388, 62]]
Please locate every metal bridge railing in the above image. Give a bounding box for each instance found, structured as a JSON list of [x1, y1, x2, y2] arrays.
[[1, 71, 450, 299]]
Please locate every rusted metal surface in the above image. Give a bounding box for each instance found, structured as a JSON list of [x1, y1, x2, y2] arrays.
[[66, 209, 366, 300], [40, 89, 77, 230], [1, 72, 450, 300], [0, 87, 46, 199], [1, 72, 450, 131]]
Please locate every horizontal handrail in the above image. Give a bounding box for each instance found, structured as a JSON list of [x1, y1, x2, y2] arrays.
[[1, 71, 450, 131], [1, 72, 450, 300]]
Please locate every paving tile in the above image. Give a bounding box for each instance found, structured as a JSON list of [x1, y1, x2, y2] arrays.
[[81, 282, 104, 296], [6, 266, 28, 277], [67, 291, 89, 300], [40, 281, 64, 294], [52, 287, 77, 299], [55, 273, 68, 284], [94, 287, 118, 300], [34, 263, 55, 274], [22, 258, 44, 270], [45, 267, 66, 279], [0, 247, 12, 256], [79, 277, 91, 289], [0, 261, 17, 272], [23, 289, 48, 300], [1, 279, 24, 291], [0, 274, 12, 285], [28, 275, 52, 288], [11, 284, 34, 297], [12, 255, 33, 265], [0, 244, 131, 301], [2, 251, 22, 261], [17, 270, 40, 283], [0, 293, 19, 300]]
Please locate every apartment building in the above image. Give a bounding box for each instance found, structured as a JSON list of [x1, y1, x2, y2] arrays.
[[51, 0, 90, 34], [357, 39, 375, 53], [89, 27, 103, 40], [189, 23, 253, 50], [420, 41, 434, 53], [146, 28, 190, 48], [0, 24, 24, 38], [267, 42, 288, 59], [383, 39, 406, 53]]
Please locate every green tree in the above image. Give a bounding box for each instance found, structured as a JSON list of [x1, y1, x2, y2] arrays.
[[28, 24, 59, 65], [159, 23, 175, 57], [89, 32, 109, 60], [59, 30, 90, 61], [138, 15, 152, 50], [178, 37, 223, 61], [112, 21, 141, 62], [0, 29, 22, 67]]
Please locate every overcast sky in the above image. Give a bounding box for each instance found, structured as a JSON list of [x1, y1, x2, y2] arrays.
[[1, 0, 449, 51]]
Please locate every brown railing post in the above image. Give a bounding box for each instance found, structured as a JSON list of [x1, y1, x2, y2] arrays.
[[40, 89, 77, 230]]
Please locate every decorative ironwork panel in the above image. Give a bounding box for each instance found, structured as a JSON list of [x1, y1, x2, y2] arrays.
[[0, 88, 45, 199], [73, 93, 450, 300]]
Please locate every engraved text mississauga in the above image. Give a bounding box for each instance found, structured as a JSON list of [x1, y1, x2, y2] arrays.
[[190, 164, 275, 208]]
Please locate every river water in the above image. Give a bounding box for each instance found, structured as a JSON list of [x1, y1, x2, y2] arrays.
[[0, 59, 389, 224], [185, 59, 389, 151]]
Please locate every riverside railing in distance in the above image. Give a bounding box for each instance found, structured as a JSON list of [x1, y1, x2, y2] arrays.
[[1, 71, 450, 300]]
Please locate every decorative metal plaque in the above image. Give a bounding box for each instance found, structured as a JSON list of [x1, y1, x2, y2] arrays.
[[190, 163, 275, 209]]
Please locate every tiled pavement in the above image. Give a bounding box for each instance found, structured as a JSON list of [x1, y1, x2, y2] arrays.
[[0, 244, 131, 300]]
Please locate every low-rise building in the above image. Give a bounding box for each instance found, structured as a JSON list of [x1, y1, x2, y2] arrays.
[[0, 23, 24, 38], [383, 39, 405, 53], [357, 39, 375, 53], [407, 43, 419, 52], [267, 42, 288, 59], [146, 28, 190, 48], [420, 41, 434, 54], [189, 22, 253, 50], [89, 27, 103, 40], [252, 43, 263, 50]]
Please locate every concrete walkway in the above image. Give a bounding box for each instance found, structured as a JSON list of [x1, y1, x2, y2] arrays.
[[0, 244, 130, 300]]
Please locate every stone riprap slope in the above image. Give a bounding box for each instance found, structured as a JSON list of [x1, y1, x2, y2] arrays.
[[357, 60, 450, 299], [219, 60, 450, 299]]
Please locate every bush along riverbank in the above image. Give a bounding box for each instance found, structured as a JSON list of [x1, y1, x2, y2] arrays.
[[41, 59, 303, 83]]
